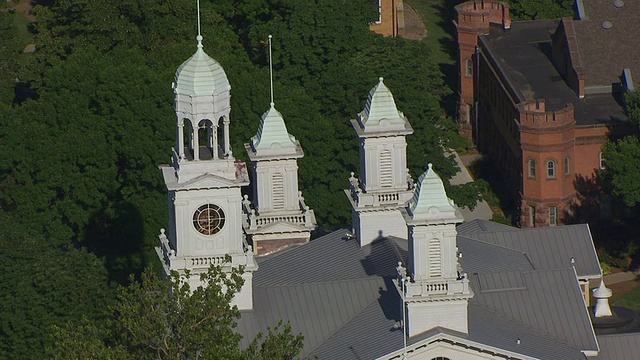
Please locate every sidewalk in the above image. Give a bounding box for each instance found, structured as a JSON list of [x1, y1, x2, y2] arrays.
[[449, 151, 493, 222]]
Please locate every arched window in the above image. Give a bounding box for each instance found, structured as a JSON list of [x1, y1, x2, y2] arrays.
[[564, 156, 570, 176], [547, 160, 556, 178], [272, 173, 285, 210], [599, 152, 606, 169], [528, 159, 536, 178], [466, 58, 473, 76], [431, 357, 452, 360], [428, 238, 442, 277], [380, 150, 392, 188], [197, 119, 215, 160]]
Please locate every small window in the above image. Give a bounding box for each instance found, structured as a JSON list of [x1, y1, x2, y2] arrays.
[[564, 157, 570, 176], [549, 206, 558, 226], [466, 58, 473, 76], [528, 159, 536, 178], [599, 152, 605, 169], [547, 160, 556, 178]]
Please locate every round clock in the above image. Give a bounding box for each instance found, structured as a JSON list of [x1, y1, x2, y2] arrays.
[[193, 204, 225, 235]]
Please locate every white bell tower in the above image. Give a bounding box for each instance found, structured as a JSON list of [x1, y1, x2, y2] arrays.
[[399, 164, 472, 336], [242, 35, 316, 255], [242, 103, 317, 255], [156, 15, 257, 310], [345, 77, 414, 246]]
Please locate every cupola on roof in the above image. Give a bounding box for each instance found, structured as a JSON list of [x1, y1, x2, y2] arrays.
[[408, 163, 462, 221], [358, 77, 407, 128], [174, 35, 231, 96], [251, 103, 299, 152]]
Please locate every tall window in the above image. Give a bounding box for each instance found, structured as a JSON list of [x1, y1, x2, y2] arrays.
[[466, 58, 473, 76], [528, 159, 536, 178], [599, 152, 606, 169], [549, 206, 558, 226], [272, 173, 285, 210], [547, 160, 556, 178], [564, 157, 570, 176], [529, 206, 536, 227], [380, 150, 392, 188]]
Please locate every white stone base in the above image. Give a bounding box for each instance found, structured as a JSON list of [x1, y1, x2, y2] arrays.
[[353, 208, 407, 246]]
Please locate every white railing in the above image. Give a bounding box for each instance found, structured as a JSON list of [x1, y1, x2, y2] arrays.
[[241, 194, 316, 231]]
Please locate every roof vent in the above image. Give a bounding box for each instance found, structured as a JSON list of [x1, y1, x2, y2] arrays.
[[602, 21, 613, 30], [614, 0, 624, 8]]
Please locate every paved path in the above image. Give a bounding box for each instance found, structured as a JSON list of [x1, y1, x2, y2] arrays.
[[449, 151, 493, 222]]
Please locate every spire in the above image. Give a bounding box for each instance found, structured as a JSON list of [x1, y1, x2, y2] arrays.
[[268, 34, 274, 106], [251, 104, 298, 153], [408, 163, 462, 221], [357, 77, 409, 130], [249, 36, 300, 157]]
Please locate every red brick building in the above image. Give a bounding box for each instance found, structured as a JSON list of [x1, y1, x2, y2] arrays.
[[455, 0, 637, 227], [369, 0, 405, 37]]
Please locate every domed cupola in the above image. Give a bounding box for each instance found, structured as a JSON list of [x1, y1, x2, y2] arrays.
[[174, 35, 231, 97], [172, 34, 233, 163]]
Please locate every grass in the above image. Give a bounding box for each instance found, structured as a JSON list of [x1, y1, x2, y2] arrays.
[[404, 0, 458, 66], [612, 281, 640, 310]]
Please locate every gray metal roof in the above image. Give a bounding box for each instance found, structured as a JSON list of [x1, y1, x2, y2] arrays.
[[457, 235, 534, 273], [236, 227, 600, 359], [471, 268, 598, 353], [591, 333, 640, 359], [466, 224, 602, 278], [457, 219, 517, 234]]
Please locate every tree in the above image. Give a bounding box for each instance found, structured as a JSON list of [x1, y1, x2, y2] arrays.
[[506, 0, 574, 20], [51, 264, 304, 360], [602, 89, 640, 208], [0, 214, 114, 360]]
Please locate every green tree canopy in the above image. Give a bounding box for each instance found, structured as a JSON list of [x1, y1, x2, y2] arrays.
[[50, 264, 304, 360], [602, 89, 640, 208]]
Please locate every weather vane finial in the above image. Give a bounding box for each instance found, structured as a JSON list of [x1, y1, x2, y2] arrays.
[[269, 35, 274, 107], [196, 0, 203, 48]]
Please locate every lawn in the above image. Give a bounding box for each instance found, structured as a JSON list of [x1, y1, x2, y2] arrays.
[[612, 280, 640, 310], [404, 0, 459, 66]]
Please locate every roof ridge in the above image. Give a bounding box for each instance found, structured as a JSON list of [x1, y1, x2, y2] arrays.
[[254, 277, 381, 288]]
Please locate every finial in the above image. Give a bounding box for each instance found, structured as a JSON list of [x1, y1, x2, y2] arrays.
[[196, 0, 202, 38], [268, 35, 274, 106], [379, 77, 384, 83], [428, 163, 433, 171]]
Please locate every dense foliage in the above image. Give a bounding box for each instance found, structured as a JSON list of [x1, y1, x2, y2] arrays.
[[51, 264, 304, 359], [0, 0, 471, 357], [505, 0, 574, 20], [602, 89, 640, 208]]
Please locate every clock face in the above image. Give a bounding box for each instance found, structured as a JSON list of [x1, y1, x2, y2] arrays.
[[193, 204, 225, 235]]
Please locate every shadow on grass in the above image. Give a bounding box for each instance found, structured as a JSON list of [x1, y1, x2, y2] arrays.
[[468, 155, 518, 225]]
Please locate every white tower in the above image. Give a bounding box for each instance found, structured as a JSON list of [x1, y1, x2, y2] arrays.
[[156, 26, 257, 310], [243, 103, 317, 255], [345, 77, 414, 246], [399, 164, 472, 336], [242, 36, 316, 255]]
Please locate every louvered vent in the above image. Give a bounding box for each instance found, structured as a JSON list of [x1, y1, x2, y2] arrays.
[[380, 150, 392, 188], [272, 173, 285, 210], [428, 238, 442, 277]]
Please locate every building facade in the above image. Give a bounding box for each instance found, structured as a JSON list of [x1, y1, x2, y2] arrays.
[[455, 0, 635, 227]]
